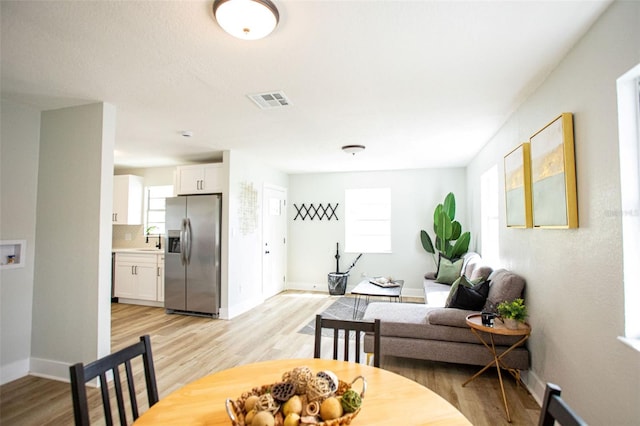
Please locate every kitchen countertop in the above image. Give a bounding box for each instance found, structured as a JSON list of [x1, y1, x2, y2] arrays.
[[112, 248, 164, 254]]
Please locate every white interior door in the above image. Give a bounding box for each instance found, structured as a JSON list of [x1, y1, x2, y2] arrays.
[[262, 185, 287, 299]]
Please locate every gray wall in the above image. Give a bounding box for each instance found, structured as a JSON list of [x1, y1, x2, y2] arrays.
[[287, 168, 467, 297], [30, 103, 115, 379], [0, 100, 40, 384], [466, 1, 640, 424]]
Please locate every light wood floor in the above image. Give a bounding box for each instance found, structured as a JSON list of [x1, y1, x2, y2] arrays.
[[0, 292, 540, 425]]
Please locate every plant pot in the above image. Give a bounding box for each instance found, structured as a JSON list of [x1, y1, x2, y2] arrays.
[[503, 318, 519, 329]]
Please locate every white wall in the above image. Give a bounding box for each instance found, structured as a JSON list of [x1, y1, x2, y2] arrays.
[[30, 103, 115, 380], [224, 150, 288, 318], [287, 168, 467, 297], [466, 1, 640, 424], [0, 100, 40, 384]]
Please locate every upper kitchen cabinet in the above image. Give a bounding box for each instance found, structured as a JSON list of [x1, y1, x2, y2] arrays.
[[113, 175, 144, 224], [176, 163, 223, 195]]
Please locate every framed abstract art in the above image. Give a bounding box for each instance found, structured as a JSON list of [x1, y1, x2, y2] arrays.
[[504, 143, 532, 228], [529, 113, 578, 228]]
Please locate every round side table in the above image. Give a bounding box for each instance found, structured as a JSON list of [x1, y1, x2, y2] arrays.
[[463, 313, 531, 423]]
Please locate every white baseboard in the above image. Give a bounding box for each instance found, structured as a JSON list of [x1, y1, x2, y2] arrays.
[[522, 368, 546, 405], [0, 358, 30, 385], [286, 281, 327, 292], [29, 357, 70, 383]]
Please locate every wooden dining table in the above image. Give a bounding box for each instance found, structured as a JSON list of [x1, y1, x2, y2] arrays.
[[134, 358, 471, 425]]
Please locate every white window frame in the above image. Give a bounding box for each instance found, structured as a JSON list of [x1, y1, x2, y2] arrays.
[[144, 185, 173, 236], [616, 63, 640, 351], [480, 165, 500, 266], [345, 188, 391, 254]]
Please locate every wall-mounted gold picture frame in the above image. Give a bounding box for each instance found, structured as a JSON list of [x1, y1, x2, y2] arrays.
[[504, 143, 533, 228], [529, 113, 578, 228]]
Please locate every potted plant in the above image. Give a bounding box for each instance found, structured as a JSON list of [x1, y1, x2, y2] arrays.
[[497, 298, 528, 329], [420, 192, 471, 264]]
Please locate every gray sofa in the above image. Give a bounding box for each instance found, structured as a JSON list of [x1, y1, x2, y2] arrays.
[[362, 253, 530, 369]]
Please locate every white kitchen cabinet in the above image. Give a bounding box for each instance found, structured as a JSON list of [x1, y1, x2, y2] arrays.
[[112, 175, 144, 224], [176, 163, 223, 195], [157, 254, 165, 302], [114, 253, 159, 301]]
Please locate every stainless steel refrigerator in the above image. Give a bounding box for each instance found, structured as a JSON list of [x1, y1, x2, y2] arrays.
[[165, 194, 221, 318]]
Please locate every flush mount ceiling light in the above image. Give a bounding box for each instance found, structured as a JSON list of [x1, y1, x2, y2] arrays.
[[212, 0, 279, 40], [342, 145, 366, 155]]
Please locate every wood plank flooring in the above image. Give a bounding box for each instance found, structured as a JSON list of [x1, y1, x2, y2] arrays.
[[0, 292, 539, 425]]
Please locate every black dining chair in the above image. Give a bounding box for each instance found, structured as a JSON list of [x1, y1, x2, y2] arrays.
[[538, 383, 587, 426], [313, 314, 381, 367], [69, 334, 159, 426]]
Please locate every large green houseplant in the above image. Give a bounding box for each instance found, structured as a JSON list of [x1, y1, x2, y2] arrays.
[[420, 192, 471, 264]]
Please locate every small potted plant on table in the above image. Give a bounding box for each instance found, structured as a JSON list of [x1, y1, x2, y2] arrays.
[[497, 298, 528, 329]]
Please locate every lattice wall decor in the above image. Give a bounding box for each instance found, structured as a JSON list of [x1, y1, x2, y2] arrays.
[[293, 203, 339, 221]]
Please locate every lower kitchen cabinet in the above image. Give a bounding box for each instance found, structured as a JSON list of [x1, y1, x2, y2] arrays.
[[157, 254, 164, 302], [114, 252, 164, 303]]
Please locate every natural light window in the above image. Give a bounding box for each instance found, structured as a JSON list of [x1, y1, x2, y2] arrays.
[[144, 185, 173, 235], [345, 188, 391, 253], [480, 165, 500, 266], [616, 63, 640, 350]]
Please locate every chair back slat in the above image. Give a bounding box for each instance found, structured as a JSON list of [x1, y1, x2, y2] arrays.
[[123, 360, 139, 419], [98, 373, 113, 425], [112, 366, 127, 425], [69, 335, 159, 426], [314, 315, 381, 367], [538, 383, 587, 426]]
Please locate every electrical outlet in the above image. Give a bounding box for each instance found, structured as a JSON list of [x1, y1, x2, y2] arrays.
[[124, 233, 132, 241]]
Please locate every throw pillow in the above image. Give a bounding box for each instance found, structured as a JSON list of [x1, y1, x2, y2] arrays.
[[482, 269, 526, 313], [435, 256, 464, 285], [446, 277, 489, 311], [444, 275, 472, 306], [473, 279, 491, 298]]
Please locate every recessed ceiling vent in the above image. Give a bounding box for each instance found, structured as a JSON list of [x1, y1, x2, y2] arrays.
[[248, 91, 291, 109]]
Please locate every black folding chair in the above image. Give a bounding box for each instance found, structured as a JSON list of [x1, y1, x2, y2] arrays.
[[69, 335, 159, 426], [538, 383, 587, 426], [313, 314, 381, 367]]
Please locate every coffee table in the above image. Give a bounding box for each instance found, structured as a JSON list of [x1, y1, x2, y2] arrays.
[[350, 279, 404, 319], [463, 313, 531, 423]]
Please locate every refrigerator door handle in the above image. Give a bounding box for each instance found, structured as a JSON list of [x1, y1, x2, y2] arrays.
[[185, 218, 193, 265], [180, 218, 187, 266]]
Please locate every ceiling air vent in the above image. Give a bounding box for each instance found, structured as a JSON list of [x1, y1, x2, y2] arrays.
[[248, 91, 291, 110]]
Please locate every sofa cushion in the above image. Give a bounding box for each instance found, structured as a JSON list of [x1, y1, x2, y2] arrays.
[[483, 269, 526, 312], [428, 308, 477, 328], [470, 265, 493, 281], [363, 302, 524, 346], [424, 281, 453, 307], [363, 302, 434, 325], [435, 256, 463, 284], [461, 252, 482, 277], [445, 278, 489, 310]]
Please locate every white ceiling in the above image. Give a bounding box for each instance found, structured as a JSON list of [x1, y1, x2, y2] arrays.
[[1, 0, 612, 174]]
